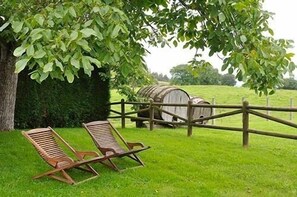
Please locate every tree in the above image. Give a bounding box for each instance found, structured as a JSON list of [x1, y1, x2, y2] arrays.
[[170, 64, 231, 85], [221, 74, 236, 86], [0, 0, 150, 130], [280, 78, 297, 90], [1, 0, 295, 130], [151, 72, 170, 82], [170, 64, 196, 85], [127, 0, 295, 95]]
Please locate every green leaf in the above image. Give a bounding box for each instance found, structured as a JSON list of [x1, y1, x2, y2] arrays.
[[65, 69, 74, 83], [70, 31, 78, 40], [92, 6, 100, 13], [68, 7, 77, 18], [13, 45, 26, 57], [111, 24, 121, 38], [70, 57, 80, 69], [34, 14, 45, 26], [26, 45, 35, 57], [173, 40, 178, 47], [77, 40, 91, 52], [15, 58, 30, 73], [30, 28, 44, 37], [30, 72, 39, 80], [40, 72, 49, 82], [83, 20, 93, 27], [120, 63, 130, 77], [218, 13, 226, 23], [86, 56, 101, 67], [82, 56, 94, 76], [11, 21, 24, 33], [43, 62, 53, 72], [0, 22, 10, 32], [240, 35, 247, 43], [55, 59, 64, 71], [80, 28, 97, 38], [33, 50, 46, 59], [99, 6, 110, 16]]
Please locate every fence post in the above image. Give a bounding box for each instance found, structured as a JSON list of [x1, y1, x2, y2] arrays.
[[242, 101, 249, 148], [290, 98, 293, 121], [149, 99, 154, 131], [211, 97, 216, 125], [121, 99, 125, 128], [187, 100, 193, 137]]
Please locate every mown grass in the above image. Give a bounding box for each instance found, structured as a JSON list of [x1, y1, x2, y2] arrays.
[[1, 85, 297, 196], [0, 127, 296, 196]]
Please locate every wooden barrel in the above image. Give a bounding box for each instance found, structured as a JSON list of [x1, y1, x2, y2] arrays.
[[190, 97, 212, 124], [137, 85, 190, 122]]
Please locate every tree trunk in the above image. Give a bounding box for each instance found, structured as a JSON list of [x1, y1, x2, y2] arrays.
[[0, 42, 18, 131]]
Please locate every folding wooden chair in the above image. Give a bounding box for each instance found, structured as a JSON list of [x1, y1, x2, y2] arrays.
[[22, 127, 111, 184], [83, 120, 150, 171]]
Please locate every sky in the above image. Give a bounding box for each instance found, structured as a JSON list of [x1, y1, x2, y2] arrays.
[[144, 0, 297, 77]]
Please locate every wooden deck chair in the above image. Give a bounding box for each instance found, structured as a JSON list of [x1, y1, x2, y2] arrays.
[[82, 120, 150, 171], [22, 127, 112, 184]]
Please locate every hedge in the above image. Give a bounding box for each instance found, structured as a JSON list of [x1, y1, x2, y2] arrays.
[[15, 67, 110, 129]]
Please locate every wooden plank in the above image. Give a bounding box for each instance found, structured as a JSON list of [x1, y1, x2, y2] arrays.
[[248, 105, 297, 112], [156, 106, 188, 122], [248, 129, 297, 140], [192, 124, 242, 132], [248, 109, 297, 129], [124, 108, 149, 116], [109, 109, 121, 115], [192, 109, 242, 123]]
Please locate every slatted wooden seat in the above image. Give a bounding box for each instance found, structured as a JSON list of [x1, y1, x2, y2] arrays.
[[83, 120, 150, 171], [22, 127, 111, 184]]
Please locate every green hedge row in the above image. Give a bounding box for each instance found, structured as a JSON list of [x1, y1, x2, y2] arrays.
[[15, 68, 110, 129]]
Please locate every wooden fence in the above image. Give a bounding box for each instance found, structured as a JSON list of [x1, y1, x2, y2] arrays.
[[107, 99, 297, 148]]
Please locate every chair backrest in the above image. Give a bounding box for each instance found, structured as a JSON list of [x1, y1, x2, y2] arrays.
[[22, 127, 73, 167], [83, 121, 125, 154]]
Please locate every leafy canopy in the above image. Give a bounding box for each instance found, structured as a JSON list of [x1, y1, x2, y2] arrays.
[[1, 0, 296, 96], [125, 0, 296, 95], [0, 0, 150, 96]]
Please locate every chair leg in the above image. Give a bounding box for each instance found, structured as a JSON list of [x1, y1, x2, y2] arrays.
[[100, 158, 121, 172], [34, 169, 75, 184], [127, 154, 145, 166], [75, 164, 98, 175]]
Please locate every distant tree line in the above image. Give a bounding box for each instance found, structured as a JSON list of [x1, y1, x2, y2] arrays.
[[280, 78, 297, 90], [151, 72, 170, 82], [169, 64, 236, 86]]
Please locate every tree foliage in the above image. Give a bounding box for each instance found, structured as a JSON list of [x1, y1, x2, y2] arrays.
[[0, 0, 150, 97], [0, 0, 296, 96], [221, 74, 236, 86], [170, 64, 234, 86], [151, 72, 170, 82], [280, 78, 297, 90], [125, 0, 296, 95]]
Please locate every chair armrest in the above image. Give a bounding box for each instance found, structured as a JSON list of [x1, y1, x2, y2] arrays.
[[48, 157, 74, 167], [75, 151, 99, 160], [127, 142, 145, 149], [100, 147, 117, 155]]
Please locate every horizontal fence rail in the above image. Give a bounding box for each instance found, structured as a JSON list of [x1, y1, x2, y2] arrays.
[[107, 99, 297, 148]]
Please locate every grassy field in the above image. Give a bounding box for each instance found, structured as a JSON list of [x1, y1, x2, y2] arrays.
[[1, 85, 297, 196]]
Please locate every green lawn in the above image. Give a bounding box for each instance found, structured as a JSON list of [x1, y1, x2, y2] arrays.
[[0, 126, 296, 196], [1, 85, 297, 196]]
